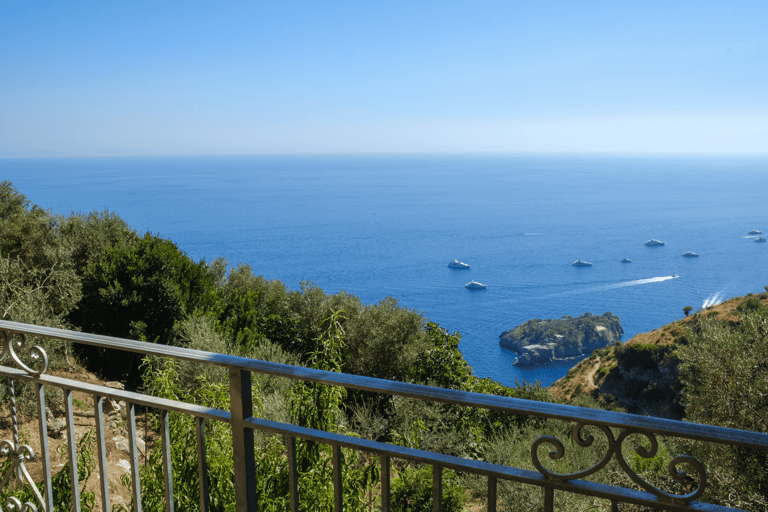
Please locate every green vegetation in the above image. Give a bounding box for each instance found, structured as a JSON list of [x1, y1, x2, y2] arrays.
[[3, 180, 768, 510], [683, 305, 693, 317], [675, 307, 768, 507], [499, 312, 623, 365]]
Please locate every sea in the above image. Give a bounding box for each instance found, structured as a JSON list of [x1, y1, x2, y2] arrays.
[[3, 154, 767, 387]]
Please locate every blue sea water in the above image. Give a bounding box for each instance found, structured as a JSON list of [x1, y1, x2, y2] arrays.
[[3, 154, 768, 387]]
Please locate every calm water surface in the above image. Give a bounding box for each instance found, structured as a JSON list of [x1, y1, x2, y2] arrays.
[[4, 154, 767, 387]]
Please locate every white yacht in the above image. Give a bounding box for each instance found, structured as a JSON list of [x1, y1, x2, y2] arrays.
[[682, 251, 699, 257], [465, 280, 487, 289], [620, 258, 632, 263], [755, 237, 767, 243], [447, 259, 470, 269], [571, 260, 592, 267], [645, 239, 665, 246], [749, 230, 762, 235]]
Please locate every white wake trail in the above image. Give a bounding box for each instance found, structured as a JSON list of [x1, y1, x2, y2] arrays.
[[551, 275, 680, 298], [702, 291, 725, 308], [604, 275, 679, 290]]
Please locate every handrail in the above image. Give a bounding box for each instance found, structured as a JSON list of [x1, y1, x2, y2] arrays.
[[1, 319, 763, 449], [0, 319, 765, 512]]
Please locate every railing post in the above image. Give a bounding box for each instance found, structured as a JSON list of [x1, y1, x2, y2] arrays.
[[94, 396, 111, 512], [380, 455, 390, 512], [127, 402, 143, 512], [286, 436, 299, 512], [196, 417, 210, 512], [35, 383, 54, 512], [229, 368, 257, 512], [432, 465, 442, 512], [544, 486, 554, 512], [487, 476, 497, 512], [332, 444, 343, 511], [64, 389, 81, 512]]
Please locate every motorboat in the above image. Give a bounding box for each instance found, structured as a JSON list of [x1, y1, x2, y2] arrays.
[[571, 260, 592, 267], [465, 280, 487, 289], [620, 258, 632, 263], [645, 239, 665, 246], [447, 259, 470, 269], [682, 252, 699, 257], [755, 237, 767, 243], [749, 230, 762, 235]]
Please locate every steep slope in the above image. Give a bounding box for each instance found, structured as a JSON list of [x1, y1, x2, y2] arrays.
[[549, 292, 768, 419]]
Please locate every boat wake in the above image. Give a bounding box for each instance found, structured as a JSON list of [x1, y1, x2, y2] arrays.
[[603, 275, 679, 290], [548, 275, 679, 298], [702, 291, 725, 308]]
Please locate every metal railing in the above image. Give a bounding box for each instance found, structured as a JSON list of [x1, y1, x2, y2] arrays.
[[0, 319, 766, 511]]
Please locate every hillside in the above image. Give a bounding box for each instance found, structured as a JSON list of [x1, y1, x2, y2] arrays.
[[549, 291, 768, 417]]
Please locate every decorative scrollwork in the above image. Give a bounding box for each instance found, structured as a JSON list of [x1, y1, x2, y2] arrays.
[[531, 423, 617, 480], [0, 331, 48, 376], [3, 495, 39, 511], [531, 424, 707, 503], [0, 378, 46, 511], [0, 442, 45, 511], [613, 430, 706, 502]]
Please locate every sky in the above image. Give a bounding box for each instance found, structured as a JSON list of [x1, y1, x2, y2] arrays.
[[1, 0, 767, 157]]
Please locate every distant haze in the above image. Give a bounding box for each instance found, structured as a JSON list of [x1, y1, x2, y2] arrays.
[[1, 1, 767, 157]]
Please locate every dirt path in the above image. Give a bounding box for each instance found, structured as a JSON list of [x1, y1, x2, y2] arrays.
[[0, 369, 154, 510]]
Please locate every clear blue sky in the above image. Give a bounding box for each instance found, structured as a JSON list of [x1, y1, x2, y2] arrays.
[[2, 0, 767, 157]]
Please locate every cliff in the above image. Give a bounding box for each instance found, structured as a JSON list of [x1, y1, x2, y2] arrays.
[[499, 312, 623, 366], [549, 293, 768, 420]]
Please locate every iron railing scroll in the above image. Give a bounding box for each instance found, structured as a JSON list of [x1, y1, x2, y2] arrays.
[[0, 319, 766, 512]]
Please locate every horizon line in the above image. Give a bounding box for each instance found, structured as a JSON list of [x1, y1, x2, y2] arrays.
[[2, 150, 768, 160]]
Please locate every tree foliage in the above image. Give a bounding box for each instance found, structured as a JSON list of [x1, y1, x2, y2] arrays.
[[0, 181, 81, 324], [677, 308, 768, 507], [70, 232, 215, 383]]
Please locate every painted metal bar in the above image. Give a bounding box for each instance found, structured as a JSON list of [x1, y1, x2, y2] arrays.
[[93, 395, 111, 512], [544, 487, 554, 512], [229, 368, 256, 512], [7, 377, 21, 486], [64, 389, 82, 512], [432, 465, 442, 512], [380, 455, 390, 512], [1, 367, 231, 423], [246, 417, 739, 512], [35, 382, 54, 512], [0, 321, 762, 512], [286, 436, 299, 512], [161, 409, 175, 512], [195, 417, 210, 512], [2, 319, 764, 451], [487, 476, 497, 512], [127, 402, 143, 512], [332, 444, 343, 512]]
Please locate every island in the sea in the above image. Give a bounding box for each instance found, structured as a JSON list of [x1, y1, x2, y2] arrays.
[[499, 312, 623, 366]]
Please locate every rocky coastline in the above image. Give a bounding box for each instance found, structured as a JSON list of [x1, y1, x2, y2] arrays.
[[499, 312, 623, 366]]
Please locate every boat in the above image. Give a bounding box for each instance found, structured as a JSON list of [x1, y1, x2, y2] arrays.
[[620, 258, 632, 263], [645, 239, 665, 246], [673, 274, 679, 278], [465, 280, 486, 289], [749, 230, 762, 235], [755, 237, 767, 243], [682, 251, 699, 257], [571, 260, 592, 267], [447, 259, 470, 269]]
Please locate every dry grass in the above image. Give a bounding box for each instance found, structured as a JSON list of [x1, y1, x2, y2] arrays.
[[549, 293, 768, 403]]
